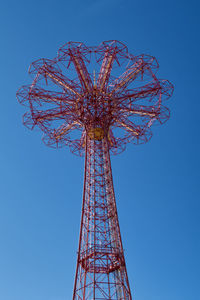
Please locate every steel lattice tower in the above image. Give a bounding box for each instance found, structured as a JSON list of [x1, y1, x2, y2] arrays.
[[17, 40, 173, 300]]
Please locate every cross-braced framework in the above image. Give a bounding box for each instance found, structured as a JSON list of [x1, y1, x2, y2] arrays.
[[17, 40, 173, 299]]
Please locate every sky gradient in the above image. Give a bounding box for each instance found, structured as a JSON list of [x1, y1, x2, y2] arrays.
[[0, 0, 199, 299]]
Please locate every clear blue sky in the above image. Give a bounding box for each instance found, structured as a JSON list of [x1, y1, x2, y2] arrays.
[[0, 0, 199, 299]]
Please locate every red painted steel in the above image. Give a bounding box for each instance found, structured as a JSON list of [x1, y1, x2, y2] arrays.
[[73, 135, 131, 299], [17, 40, 173, 299]]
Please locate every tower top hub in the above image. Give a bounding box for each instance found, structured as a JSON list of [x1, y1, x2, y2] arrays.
[[17, 40, 173, 155]]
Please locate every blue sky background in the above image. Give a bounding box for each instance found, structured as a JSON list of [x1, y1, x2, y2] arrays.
[[0, 0, 199, 299]]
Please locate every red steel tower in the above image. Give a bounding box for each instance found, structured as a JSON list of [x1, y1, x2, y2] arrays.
[[17, 41, 173, 299]]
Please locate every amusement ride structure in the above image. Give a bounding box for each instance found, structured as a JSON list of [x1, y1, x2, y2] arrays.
[[17, 40, 173, 299]]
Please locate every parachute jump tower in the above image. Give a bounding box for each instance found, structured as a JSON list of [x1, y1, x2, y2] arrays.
[[17, 40, 173, 299]]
